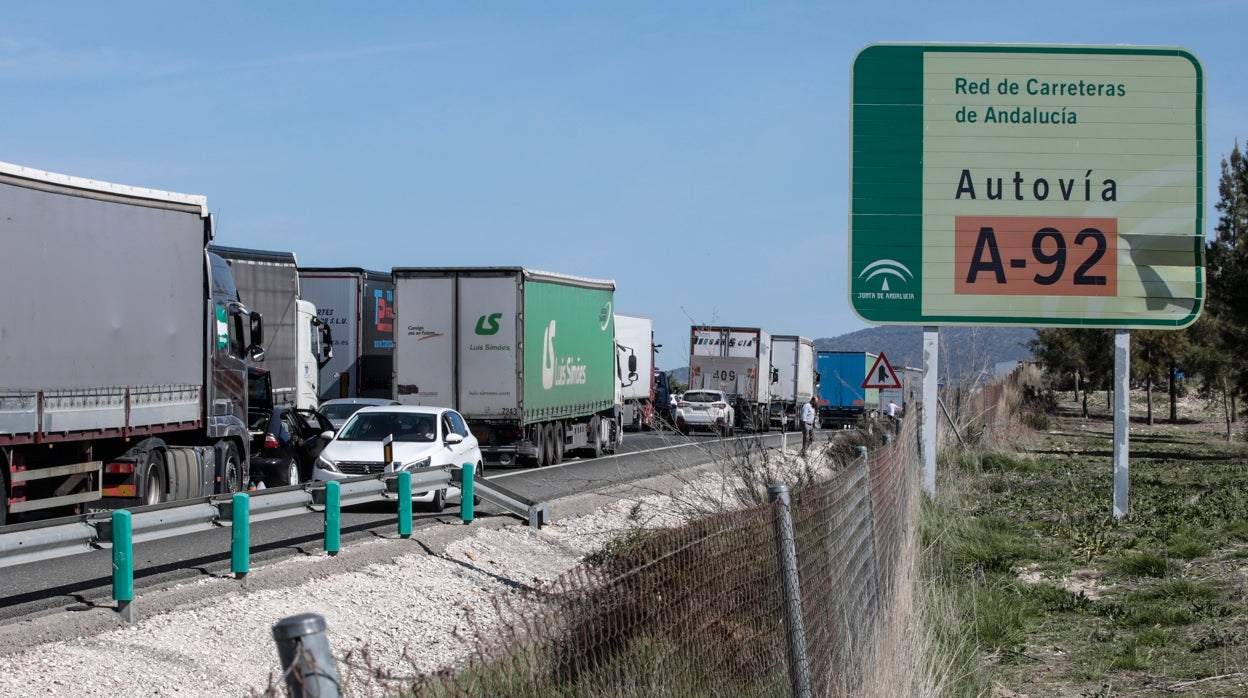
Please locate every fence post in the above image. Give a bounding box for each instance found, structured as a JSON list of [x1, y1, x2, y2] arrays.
[[769, 483, 812, 698], [461, 462, 474, 524], [324, 481, 341, 556], [273, 613, 341, 698], [399, 469, 414, 541], [111, 510, 135, 624], [231, 492, 250, 586]]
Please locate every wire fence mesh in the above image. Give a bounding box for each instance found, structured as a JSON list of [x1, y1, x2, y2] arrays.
[[293, 419, 922, 697]]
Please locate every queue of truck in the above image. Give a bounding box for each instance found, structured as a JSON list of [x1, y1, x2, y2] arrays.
[[0, 158, 902, 526]]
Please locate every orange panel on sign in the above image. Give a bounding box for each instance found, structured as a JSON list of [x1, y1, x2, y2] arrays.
[[954, 216, 1118, 297]]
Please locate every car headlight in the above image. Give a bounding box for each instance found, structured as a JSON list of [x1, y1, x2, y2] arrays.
[[316, 454, 340, 473], [400, 456, 432, 471]]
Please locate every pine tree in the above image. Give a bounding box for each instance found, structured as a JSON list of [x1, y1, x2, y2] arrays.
[[1198, 142, 1248, 437]]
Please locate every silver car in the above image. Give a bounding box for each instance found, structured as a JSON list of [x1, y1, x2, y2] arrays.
[[317, 397, 400, 431], [674, 390, 736, 436]]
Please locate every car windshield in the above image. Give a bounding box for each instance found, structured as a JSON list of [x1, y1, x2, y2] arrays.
[[684, 391, 721, 403], [321, 403, 367, 421], [337, 412, 437, 443]]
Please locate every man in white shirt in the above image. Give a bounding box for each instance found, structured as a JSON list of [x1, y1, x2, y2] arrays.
[[887, 400, 901, 432], [800, 396, 817, 456]]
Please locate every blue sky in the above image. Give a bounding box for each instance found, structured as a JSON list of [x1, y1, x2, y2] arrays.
[[4, 2, 1245, 367]]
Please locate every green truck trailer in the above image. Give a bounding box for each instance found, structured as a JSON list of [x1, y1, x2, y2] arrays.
[[391, 267, 622, 467]]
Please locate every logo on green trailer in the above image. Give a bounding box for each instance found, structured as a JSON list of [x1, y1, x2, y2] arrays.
[[541, 320, 588, 390]]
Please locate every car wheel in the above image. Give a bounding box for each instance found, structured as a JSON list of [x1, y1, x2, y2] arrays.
[[429, 488, 446, 512], [141, 450, 167, 506], [285, 458, 300, 487]]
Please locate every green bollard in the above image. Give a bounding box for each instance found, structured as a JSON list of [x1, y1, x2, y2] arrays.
[[397, 470, 412, 538], [325, 481, 341, 556], [112, 510, 134, 623], [460, 462, 474, 524], [231, 492, 250, 580]]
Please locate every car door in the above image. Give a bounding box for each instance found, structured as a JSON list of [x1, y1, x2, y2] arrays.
[[296, 409, 336, 465], [439, 410, 473, 468]]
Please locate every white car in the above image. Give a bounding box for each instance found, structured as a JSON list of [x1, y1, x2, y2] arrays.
[[674, 390, 736, 436], [313, 405, 483, 511]]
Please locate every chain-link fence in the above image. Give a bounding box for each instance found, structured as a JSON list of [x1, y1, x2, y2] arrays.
[[274, 419, 923, 697]]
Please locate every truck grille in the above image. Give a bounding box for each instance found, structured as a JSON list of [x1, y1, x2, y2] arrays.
[[335, 461, 388, 476]]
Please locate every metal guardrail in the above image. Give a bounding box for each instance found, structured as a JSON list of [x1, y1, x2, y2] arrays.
[[0, 466, 547, 571]]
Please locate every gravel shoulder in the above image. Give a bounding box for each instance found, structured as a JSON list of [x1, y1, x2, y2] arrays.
[[0, 458, 750, 697]]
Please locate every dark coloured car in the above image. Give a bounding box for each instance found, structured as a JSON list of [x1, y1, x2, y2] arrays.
[[248, 406, 336, 487]]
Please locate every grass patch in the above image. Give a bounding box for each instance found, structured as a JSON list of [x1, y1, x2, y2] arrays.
[[920, 391, 1248, 696], [1110, 551, 1175, 578]]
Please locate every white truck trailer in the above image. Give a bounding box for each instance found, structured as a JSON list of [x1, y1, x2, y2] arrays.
[[298, 268, 395, 401], [392, 267, 622, 467], [769, 335, 816, 431], [209, 246, 332, 410], [614, 314, 658, 431], [0, 161, 265, 525], [687, 326, 776, 432]]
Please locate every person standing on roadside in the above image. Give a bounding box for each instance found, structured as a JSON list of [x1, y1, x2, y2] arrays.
[[800, 396, 817, 456]]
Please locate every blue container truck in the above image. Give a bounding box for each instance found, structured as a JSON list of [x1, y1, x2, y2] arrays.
[[815, 351, 880, 429]]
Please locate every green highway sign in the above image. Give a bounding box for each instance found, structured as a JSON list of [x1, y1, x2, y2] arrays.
[[849, 44, 1204, 328]]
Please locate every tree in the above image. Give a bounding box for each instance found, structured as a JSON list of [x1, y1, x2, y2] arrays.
[[1028, 328, 1113, 417], [1196, 141, 1248, 438], [1132, 329, 1190, 425]]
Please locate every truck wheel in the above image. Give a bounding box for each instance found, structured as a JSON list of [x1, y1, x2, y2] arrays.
[[141, 450, 167, 506], [543, 424, 557, 466], [172, 447, 202, 500], [0, 463, 8, 527], [552, 423, 565, 464], [532, 425, 547, 467], [591, 418, 604, 458], [218, 442, 242, 495]]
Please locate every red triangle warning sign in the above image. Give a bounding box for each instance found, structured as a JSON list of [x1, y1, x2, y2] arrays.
[[862, 352, 902, 390]]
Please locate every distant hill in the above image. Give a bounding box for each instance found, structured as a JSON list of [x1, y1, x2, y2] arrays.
[[666, 326, 1037, 387], [814, 326, 1038, 381]]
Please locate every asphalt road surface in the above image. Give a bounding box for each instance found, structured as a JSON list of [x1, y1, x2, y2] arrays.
[[0, 429, 790, 624]]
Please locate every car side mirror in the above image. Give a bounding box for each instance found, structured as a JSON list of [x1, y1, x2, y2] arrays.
[[444, 433, 464, 445], [320, 430, 335, 441]]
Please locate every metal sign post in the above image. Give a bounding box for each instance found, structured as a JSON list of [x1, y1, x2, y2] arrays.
[[1114, 330, 1130, 519]]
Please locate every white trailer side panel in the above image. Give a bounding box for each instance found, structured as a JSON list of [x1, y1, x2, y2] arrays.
[[795, 339, 814, 401], [393, 275, 456, 406], [773, 335, 815, 404], [614, 314, 653, 402], [300, 274, 360, 401], [456, 275, 521, 417], [1, 175, 204, 391]]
